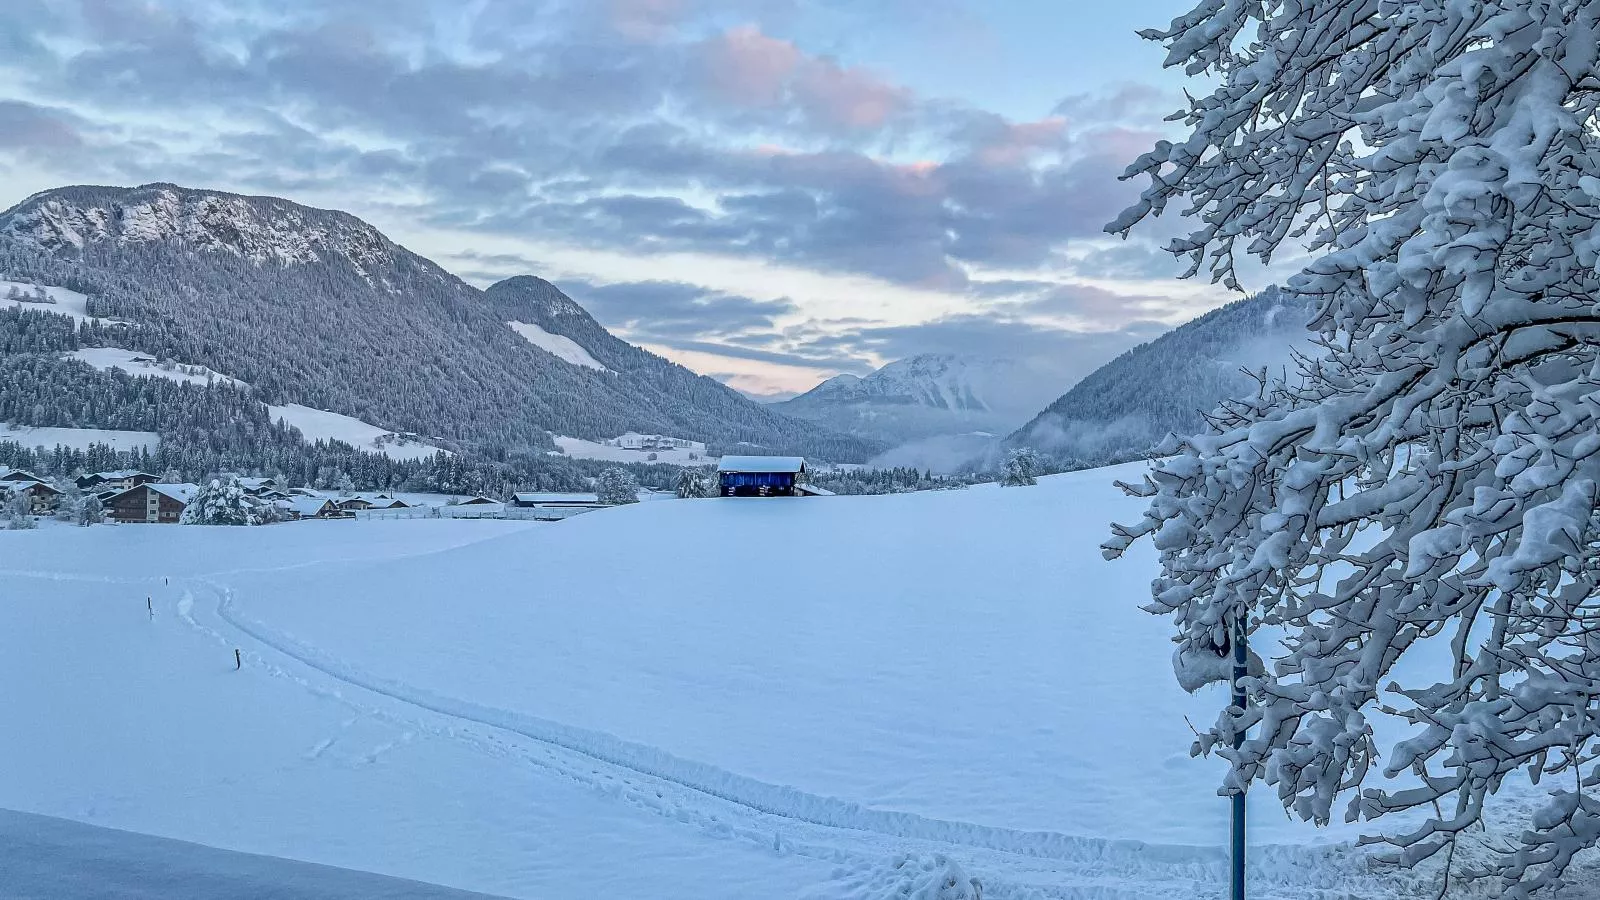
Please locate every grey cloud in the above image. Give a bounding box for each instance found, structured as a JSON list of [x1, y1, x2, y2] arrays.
[[1, 0, 1168, 299]]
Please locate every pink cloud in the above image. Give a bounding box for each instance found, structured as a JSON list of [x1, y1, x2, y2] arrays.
[[972, 116, 1068, 167], [608, 0, 692, 42], [791, 58, 909, 130], [698, 25, 909, 132]]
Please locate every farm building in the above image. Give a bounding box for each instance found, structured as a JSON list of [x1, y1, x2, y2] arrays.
[[365, 497, 410, 510], [456, 496, 499, 505], [509, 492, 605, 520], [336, 497, 374, 511], [716, 456, 809, 497], [104, 483, 200, 524]]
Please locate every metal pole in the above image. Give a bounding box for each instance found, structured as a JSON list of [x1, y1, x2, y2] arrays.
[[1231, 615, 1248, 900]]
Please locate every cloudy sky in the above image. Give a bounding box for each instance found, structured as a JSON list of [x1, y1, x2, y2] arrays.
[[0, 0, 1273, 399]]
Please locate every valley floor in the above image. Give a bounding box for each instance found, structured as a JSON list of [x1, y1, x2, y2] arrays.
[[1, 469, 1595, 899]]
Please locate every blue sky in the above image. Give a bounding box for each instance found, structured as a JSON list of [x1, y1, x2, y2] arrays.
[[0, 0, 1258, 398]]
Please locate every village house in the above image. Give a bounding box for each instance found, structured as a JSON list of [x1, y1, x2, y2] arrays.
[[3, 479, 62, 513], [281, 496, 345, 520], [716, 456, 810, 497], [104, 483, 200, 524], [0, 467, 45, 487], [77, 470, 158, 493], [336, 497, 374, 511]]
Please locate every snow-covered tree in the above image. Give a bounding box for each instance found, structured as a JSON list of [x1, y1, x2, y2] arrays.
[[75, 491, 104, 526], [5, 491, 35, 529], [596, 467, 639, 505], [1000, 448, 1037, 487], [675, 468, 713, 499], [53, 481, 82, 522], [1103, 2, 1600, 893], [181, 477, 267, 525]]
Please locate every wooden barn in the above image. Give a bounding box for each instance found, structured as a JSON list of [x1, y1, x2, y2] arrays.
[[716, 456, 808, 497]]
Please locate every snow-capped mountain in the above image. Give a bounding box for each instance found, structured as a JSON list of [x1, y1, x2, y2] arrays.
[[2, 184, 405, 276], [774, 353, 1065, 444], [0, 183, 878, 463], [1008, 286, 1317, 466]]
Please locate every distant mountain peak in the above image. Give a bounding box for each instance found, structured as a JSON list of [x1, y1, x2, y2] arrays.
[[0, 183, 405, 277]]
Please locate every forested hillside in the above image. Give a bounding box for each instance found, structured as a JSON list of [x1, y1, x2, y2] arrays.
[[0, 183, 876, 463], [1008, 287, 1316, 466]]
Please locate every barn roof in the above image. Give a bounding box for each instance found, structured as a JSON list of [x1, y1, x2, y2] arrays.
[[717, 456, 806, 474], [512, 492, 601, 504]]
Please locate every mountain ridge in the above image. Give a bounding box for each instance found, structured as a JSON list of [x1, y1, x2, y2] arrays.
[[0, 183, 879, 462]]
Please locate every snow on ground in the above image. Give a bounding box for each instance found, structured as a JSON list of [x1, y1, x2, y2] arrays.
[[0, 279, 107, 324], [554, 434, 711, 465], [2, 468, 1588, 899], [0, 422, 158, 452], [507, 321, 610, 372], [66, 347, 247, 389], [0, 809, 512, 900], [268, 404, 450, 461]]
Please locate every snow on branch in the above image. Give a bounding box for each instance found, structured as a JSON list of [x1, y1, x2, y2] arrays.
[[1108, 1, 1600, 893]]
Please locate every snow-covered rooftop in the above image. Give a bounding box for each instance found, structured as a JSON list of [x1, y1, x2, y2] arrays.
[[512, 492, 601, 505], [284, 496, 335, 516], [717, 456, 806, 474], [148, 483, 200, 504]]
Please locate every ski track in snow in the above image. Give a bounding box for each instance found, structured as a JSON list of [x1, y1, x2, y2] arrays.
[[7, 548, 1403, 899]]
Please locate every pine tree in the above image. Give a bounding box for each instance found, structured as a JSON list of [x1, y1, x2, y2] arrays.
[[181, 477, 266, 525], [999, 448, 1037, 487], [675, 468, 712, 499], [596, 467, 639, 505]]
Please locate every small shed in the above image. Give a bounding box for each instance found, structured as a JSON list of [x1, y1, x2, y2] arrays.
[[716, 456, 808, 497]]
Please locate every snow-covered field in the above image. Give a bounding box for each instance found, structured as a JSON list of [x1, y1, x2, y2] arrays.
[[0, 422, 158, 452], [268, 404, 449, 461], [554, 434, 711, 465], [507, 321, 611, 372], [0, 279, 103, 324], [1, 467, 1588, 899], [66, 347, 246, 389]]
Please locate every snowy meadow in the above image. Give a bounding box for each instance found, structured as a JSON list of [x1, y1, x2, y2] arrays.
[[1, 465, 1549, 899]]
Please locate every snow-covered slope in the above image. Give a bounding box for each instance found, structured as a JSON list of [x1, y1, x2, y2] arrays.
[[0, 184, 877, 462], [1, 279, 102, 324], [552, 435, 708, 465], [0, 809, 512, 900], [67, 347, 246, 389], [1010, 287, 1317, 466], [0, 422, 157, 451], [0, 467, 1535, 899], [268, 404, 449, 461], [775, 354, 1065, 444], [506, 321, 610, 372]]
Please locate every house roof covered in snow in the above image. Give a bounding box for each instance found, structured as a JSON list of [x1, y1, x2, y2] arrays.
[[512, 492, 601, 505], [716, 456, 806, 474], [284, 496, 336, 516], [92, 469, 156, 480], [99, 482, 197, 504], [0, 467, 43, 483]]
